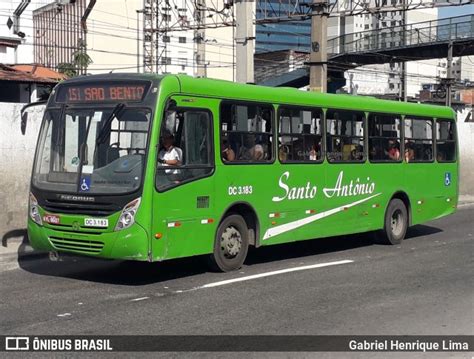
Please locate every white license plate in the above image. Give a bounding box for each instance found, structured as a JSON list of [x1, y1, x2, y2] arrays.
[[84, 218, 109, 228]]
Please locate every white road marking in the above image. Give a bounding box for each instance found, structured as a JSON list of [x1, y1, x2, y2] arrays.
[[57, 313, 71, 317], [189, 260, 353, 290], [130, 296, 149, 302], [263, 194, 381, 240]]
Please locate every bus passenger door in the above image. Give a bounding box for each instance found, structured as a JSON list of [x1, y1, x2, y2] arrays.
[[151, 100, 217, 261]]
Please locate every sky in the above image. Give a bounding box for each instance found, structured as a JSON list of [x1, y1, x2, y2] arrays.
[[439, 4, 474, 19]]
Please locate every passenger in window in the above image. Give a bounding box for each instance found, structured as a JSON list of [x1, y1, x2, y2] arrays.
[[404, 141, 415, 162], [222, 139, 236, 162], [279, 144, 289, 161], [309, 142, 320, 161], [370, 145, 382, 161], [423, 146, 433, 161], [387, 139, 400, 161], [437, 151, 446, 162], [239, 135, 264, 161], [158, 131, 182, 174], [351, 144, 364, 161]]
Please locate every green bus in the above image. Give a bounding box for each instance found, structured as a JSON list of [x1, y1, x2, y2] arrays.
[[24, 74, 458, 271]]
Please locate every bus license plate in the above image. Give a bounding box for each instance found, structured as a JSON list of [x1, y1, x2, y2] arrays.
[[84, 218, 108, 228]]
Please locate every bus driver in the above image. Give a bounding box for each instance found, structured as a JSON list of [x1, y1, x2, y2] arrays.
[[158, 131, 182, 174]]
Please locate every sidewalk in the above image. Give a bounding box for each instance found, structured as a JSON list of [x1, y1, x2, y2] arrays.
[[459, 194, 474, 207], [0, 230, 46, 268]]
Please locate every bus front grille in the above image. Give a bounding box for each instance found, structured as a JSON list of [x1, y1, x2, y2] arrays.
[[49, 236, 104, 254], [43, 199, 120, 216]]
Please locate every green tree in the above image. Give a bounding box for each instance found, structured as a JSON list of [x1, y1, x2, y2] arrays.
[[72, 46, 93, 74], [57, 62, 77, 77], [57, 44, 93, 78]]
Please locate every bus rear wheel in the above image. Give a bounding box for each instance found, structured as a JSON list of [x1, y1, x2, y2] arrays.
[[208, 214, 249, 272], [375, 199, 408, 245]]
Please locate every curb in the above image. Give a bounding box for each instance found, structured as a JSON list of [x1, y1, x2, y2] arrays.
[[0, 241, 47, 266]]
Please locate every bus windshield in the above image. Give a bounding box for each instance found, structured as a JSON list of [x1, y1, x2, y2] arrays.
[[32, 106, 151, 195]]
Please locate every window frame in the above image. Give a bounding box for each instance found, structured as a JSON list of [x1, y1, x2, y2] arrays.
[[155, 105, 215, 193], [277, 105, 325, 164], [325, 109, 367, 164], [219, 100, 276, 165], [368, 112, 403, 164], [403, 115, 435, 164], [435, 118, 457, 163]]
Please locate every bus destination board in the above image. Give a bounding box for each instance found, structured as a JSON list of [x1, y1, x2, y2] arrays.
[[56, 82, 150, 103]]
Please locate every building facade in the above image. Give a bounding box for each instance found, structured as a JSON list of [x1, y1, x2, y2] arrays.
[[142, 0, 234, 80], [33, 0, 87, 72], [0, 36, 21, 64]]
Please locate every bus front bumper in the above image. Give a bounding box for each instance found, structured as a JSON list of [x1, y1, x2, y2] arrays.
[[27, 219, 150, 261]]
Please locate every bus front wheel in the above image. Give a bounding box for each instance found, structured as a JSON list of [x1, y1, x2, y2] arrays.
[[208, 214, 249, 272], [375, 199, 408, 245]]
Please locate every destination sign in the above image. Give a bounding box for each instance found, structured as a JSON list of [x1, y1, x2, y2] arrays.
[[56, 82, 150, 103]]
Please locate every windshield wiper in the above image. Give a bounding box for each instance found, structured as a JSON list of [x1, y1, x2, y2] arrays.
[[96, 103, 126, 144]]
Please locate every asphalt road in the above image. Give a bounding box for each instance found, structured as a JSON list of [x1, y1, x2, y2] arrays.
[[1, 208, 473, 353]]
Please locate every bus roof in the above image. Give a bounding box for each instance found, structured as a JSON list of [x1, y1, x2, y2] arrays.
[[60, 73, 455, 120], [174, 74, 455, 120]]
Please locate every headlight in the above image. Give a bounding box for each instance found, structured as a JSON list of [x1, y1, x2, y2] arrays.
[[29, 193, 42, 225], [115, 197, 141, 231]]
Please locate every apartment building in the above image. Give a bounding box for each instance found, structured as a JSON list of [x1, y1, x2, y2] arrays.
[[329, 3, 440, 97], [144, 0, 234, 80], [33, 0, 88, 71]]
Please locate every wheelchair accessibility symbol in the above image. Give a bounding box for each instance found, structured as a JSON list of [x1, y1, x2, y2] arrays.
[[444, 172, 451, 186], [80, 176, 91, 192]]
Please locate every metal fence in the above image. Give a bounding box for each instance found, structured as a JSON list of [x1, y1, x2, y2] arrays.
[[328, 15, 474, 56]]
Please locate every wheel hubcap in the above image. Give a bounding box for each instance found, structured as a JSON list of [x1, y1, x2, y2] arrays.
[[220, 225, 242, 259], [391, 209, 403, 237]]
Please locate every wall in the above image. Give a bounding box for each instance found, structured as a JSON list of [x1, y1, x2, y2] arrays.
[[0, 44, 17, 64], [0, 103, 44, 238], [457, 108, 474, 197]]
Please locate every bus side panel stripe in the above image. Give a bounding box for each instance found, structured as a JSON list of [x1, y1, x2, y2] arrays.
[[262, 193, 382, 240]]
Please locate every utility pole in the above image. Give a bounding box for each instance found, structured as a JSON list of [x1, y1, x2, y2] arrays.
[[136, 9, 143, 73], [235, 0, 255, 83], [400, 61, 407, 101], [142, 0, 156, 73], [400, 0, 407, 101], [446, 41, 453, 107], [309, 0, 328, 92], [195, 0, 206, 77]]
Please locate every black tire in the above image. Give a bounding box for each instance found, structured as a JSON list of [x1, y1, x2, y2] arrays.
[[208, 214, 249, 272], [374, 198, 408, 245]]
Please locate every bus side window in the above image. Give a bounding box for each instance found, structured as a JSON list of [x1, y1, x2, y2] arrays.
[[368, 113, 402, 162], [220, 102, 273, 163], [404, 117, 433, 162], [436, 119, 456, 162], [278, 107, 323, 163], [156, 109, 213, 191], [326, 110, 365, 163]]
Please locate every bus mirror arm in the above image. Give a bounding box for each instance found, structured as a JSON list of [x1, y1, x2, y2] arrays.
[[165, 99, 177, 111], [20, 100, 47, 135]]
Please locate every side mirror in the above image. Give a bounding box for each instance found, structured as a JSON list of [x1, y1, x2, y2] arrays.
[[21, 111, 28, 135], [19, 100, 48, 135]]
